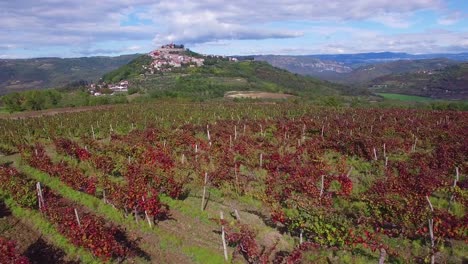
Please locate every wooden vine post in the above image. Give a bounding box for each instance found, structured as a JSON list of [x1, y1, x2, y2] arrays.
[[74, 208, 81, 228], [36, 182, 45, 210], [379, 248, 387, 264], [91, 125, 95, 140], [142, 197, 152, 228], [220, 211, 229, 261], [426, 195, 435, 264], [201, 172, 208, 211], [319, 175, 325, 198], [449, 167, 460, 205]]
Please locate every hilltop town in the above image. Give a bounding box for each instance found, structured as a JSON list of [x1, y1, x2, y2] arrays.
[[144, 44, 205, 73]]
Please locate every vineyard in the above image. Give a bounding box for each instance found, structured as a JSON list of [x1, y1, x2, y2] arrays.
[[0, 102, 466, 263]]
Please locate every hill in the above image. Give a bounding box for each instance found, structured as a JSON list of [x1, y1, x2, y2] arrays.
[[308, 52, 468, 66], [254, 55, 461, 83], [253, 52, 468, 83], [101, 50, 366, 100], [0, 54, 140, 95], [332, 58, 458, 84], [369, 63, 468, 100]]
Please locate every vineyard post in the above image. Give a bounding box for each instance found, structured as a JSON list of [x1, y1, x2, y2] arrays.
[[379, 248, 386, 264], [321, 125, 324, 139], [74, 208, 81, 228], [201, 172, 208, 211], [385, 157, 389, 167], [243, 124, 246, 135], [235, 164, 239, 195], [229, 135, 233, 150], [426, 195, 435, 264], [234, 125, 237, 140], [91, 125, 95, 140], [234, 209, 241, 221], [142, 196, 152, 228], [383, 143, 386, 158], [319, 175, 324, 198], [449, 167, 460, 206], [134, 207, 139, 223], [181, 154, 186, 165], [412, 137, 418, 152], [259, 153, 263, 168], [220, 211, 229, 261], [36, 182, 45, 210], [373, 147, 378, 161], [299, 229, 303, 244]]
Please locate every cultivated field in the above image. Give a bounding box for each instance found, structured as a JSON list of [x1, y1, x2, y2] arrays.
[[0, 102, 466, 263]]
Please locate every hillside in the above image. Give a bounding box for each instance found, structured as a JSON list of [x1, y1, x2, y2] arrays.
[[102, 51, 365, 100], [0, 54, 140, 95], [253, 55, 460, 84], [254, 55, 352, 78], [333, 58, 458, 84], [369, 63, 468, 100]]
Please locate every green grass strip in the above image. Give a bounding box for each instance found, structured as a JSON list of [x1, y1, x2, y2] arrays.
[[20, 164, 224, 264], [0, 193, 100, 264]]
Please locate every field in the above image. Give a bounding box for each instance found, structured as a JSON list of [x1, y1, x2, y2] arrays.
[[0, 102, 466, 264], [377, 93, 435, 102]]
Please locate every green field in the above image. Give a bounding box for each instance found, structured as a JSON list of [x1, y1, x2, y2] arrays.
[[377, 93, 435, 102]]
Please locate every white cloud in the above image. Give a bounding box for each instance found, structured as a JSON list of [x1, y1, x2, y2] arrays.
[[438, 11, 463, 25], [1, 0, 467, 57]]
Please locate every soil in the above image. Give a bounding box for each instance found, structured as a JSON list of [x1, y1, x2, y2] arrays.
[[224, 91, 295, 99]]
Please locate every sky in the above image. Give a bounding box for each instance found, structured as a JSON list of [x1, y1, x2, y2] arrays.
[[0, 0, 467, 58]]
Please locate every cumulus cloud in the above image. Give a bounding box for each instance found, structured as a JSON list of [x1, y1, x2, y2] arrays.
[[438, 11, 464, 25], [0, 0, 466, 57], [147, 0, 441, 43], [271, 29, 468, 54]]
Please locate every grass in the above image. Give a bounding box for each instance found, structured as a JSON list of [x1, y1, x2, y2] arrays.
[[377, 93, 435, 102]]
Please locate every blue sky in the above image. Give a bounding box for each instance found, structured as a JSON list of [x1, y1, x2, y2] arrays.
[[0, 0, 467, 58]]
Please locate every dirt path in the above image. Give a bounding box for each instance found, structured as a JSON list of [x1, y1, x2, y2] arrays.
[[225, 91, 295, 99], [0, 105, 116, 119]]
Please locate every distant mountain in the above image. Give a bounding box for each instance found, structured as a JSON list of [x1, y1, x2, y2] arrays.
[[330, 58, 459, 84], [0, 54, 140, 95], [254, 55, 352, 76], [369, 63, 468, 100], [306, 52, 468, 67], [252, 52, 468, 84]]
